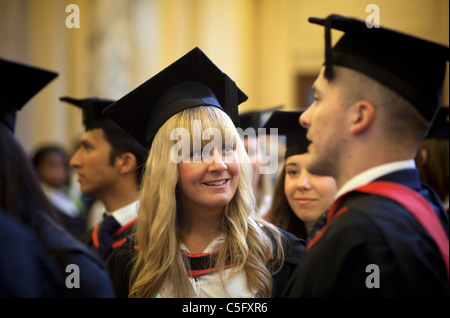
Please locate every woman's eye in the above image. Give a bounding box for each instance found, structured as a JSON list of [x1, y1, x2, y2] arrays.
[[286, 170, 298, 176], [223, 147, 234, 154], [191, 150, 202, 158]]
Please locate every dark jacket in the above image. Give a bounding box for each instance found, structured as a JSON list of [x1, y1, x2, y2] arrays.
[[284, 169, 449, 297]]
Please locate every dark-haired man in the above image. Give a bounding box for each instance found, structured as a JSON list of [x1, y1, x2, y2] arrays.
[[61, 97, 148, 261]]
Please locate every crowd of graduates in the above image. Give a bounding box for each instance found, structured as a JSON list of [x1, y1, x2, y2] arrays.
[[0, 14, 448, 299]]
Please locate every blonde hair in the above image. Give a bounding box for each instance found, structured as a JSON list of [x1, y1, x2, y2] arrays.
[[129, 106, 283, 298]]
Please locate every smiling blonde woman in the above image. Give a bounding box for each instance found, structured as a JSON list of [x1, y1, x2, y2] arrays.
[[104, 48, 305, 298]]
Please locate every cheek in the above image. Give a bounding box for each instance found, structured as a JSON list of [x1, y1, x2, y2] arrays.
[[224, 162, 239, 193], [86, 152, 105, 167], [251, 162, 259, 176], [229, 162, 240, 181], [178, 164, 196, 185], [313, 109, 334, 134], [228, 151, 240, 175], [284, 177, 295, 199], [313, 177, 337, 203], [92, 160, 112, 178]]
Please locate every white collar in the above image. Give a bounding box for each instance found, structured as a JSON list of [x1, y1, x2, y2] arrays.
[[105, 200, 139, 226], [180, 233, 226, 254], [335, 159, 416, 200]]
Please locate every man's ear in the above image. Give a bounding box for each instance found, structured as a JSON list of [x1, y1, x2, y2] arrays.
[[349, 100, 376, 135], [117, 152, 137, 174]]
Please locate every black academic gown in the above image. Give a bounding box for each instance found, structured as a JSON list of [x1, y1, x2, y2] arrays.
[[106, 228, 305, 298], [54, 208, 86, 239], [42, 221, 116, 297], [1, 206, 114, 298], [284, 169, 449, 297], [0, 210, 66, 297]]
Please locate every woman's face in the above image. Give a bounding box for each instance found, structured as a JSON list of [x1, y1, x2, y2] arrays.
[[284, 153, 337, 232], [178, 145, 240, 214], [37, 150, 69, 188]]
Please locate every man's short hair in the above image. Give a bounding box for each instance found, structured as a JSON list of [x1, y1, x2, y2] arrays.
[[336, 66, 430, 149]]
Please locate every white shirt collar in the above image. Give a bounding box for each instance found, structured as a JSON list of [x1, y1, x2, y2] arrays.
[[335, 159, 416, 200], [180, 233, 226, 254], [161, 233, 255, 298], [105, 200, 139, 226]]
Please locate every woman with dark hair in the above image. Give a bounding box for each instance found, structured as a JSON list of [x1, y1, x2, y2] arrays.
[[264, 110, 337, 241], [0, 57, 114, 297]]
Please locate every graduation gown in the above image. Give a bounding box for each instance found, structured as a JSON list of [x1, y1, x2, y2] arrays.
[[106, 227, 305, 298], [284, 169, 449, 297], [0, 210, 65, 297], [0, 209, 115, 297], [36, 215, 116, 297], [55, 209, 86, 239]]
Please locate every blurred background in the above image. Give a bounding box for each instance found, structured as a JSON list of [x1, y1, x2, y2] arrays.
[[0, 0, 448, 156]]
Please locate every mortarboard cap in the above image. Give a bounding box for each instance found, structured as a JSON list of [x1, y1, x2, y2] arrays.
[[426, 107, 449, 139], [263, 110, 309, 159], [103, 47, 248, 149], [239, 111, 263, 132], [309, 14, 449, 121], [238, 105, 283, 135], [0, 58, 58, 132], [59, 96, 116, 130]]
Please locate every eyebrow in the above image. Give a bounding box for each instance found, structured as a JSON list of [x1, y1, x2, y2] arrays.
[[79, 140, 92, 148], [286, 162, 298, 167]]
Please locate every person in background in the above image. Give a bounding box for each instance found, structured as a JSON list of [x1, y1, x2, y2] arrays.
[[32, 144, 88, 238], [415, 107, 449, 211], [104, 47, 305, 298], [0, 57, 114, 297], [285, 14, 448, 297], [61, 97, 148, 261], [238, 108, 280, 215], [264, 110, 337, 240]]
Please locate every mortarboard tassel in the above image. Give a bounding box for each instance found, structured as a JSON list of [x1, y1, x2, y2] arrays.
[[324, 16, 334, 80]]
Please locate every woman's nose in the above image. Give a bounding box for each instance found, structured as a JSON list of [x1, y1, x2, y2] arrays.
[[297, 171, 311, 190], [207, 149, 227, 172]]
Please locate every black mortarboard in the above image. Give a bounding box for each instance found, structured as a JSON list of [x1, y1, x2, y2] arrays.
[[426, 107, 449, 139], [103, 47, 248, 149], [239, 111, 262, 132], [239, 106, 283, 135], [0, 58, 57, 132], [263, 110, 309, 159], [309, 14, 449, 121], [59, 96, 116, 130]]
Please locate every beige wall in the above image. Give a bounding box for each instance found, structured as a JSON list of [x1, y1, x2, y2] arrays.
[[0, 0, 448, 154]]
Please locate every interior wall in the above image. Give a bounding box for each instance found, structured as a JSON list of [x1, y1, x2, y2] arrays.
[[0, 0, 448, 154]]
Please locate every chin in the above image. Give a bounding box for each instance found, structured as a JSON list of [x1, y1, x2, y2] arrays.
[[80, 188, 97, 200], [204, 197, 233, 210], [210, 199, 233, 208]]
